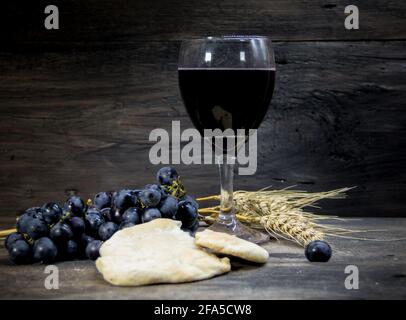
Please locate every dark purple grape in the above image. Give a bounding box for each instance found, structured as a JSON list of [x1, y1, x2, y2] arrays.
[[142, 208, 161, 223], [41, 202, 63, 224], [5, 232, 24, 251], [26, 218, 49, 240], [69, 216, 85, 237], [50, 222, 73, 244], [157, 166, 178, 186], [139, 189, 161, 207], [93, 192, 111, 210], [112, 189, 138, 214], [86, 240, 103, 261], [85, 213, 105, 237], [305, 240, 332, 262], [98, 222, 119, 241], [64, 196, 86, 217], [180, 194, 199, 210], [158, 195, 178, 218], [121, 207, 142, 225], [8, 240, 32, 264], [33, 237, 58, 263], [175, 200, 198, 225]]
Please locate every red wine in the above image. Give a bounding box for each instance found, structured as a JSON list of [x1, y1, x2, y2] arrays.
[[178, 68, 275, 133]]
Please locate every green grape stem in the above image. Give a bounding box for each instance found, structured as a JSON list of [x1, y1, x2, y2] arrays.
[[162, 177, 186, 199], [59, 210, 71, 223], [22, 233, 34, 245]]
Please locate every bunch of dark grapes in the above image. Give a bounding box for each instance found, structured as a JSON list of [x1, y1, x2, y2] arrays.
[[5, 167, 199, 265]]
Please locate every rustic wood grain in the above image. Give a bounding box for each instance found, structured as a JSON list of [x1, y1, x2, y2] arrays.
[[0, 0, 405, 301], [0, 218, 405, 299], [1, 0, 406, 45], [0, 41, 405, 222]]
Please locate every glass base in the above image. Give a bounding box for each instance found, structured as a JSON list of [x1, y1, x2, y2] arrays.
[[208, 218, 269, 244]]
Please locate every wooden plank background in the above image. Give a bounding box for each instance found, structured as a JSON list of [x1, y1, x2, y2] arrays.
[[1, 0, 406, 42], [0, 0, 406, 225]]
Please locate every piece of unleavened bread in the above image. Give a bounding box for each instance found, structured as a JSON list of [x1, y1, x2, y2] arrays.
[[96, 219, 230, 286]]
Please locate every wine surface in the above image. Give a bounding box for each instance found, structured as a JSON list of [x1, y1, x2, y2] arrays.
[[178, 69, 275, 133]]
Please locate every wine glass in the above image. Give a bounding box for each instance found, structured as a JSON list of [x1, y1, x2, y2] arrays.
[[178, 36, 275, 243]]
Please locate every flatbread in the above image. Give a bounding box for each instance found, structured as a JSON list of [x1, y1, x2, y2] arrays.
[[195, 229, 269, 264], [96, 219, 230, 286]]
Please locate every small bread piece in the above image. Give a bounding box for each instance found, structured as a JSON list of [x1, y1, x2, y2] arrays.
[[195, 229, 269, 264], [96, 219, 230, 286]]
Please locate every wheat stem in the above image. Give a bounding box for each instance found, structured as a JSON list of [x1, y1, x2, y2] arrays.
[[0, 228, 16, 237]]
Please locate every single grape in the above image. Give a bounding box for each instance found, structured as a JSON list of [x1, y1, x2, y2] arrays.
[[112, 189, 138, 214], [175, 200, 198, 225], [8, 240, 32, 264], [32, 237, 58, 263], [64, 196, 86, 217], [93, 192, 111, 210], [5, 232, 24, 251], [50, 222, 73, 244], [121, 207, 142, 225], [84, 213, 105, 237], [98, 222, 119, 241], [139, 189, 161, 207], [157, 166, 178, 186], [41, 202, 63, 225], [26, 218, 49, 240], [69, 216, 85, 237], [142, 208, 161, 223], [86, 240, 103, 261], [180, 194, 199, 210], [305, 240, 332, 262], [158, 195, 178, 218]]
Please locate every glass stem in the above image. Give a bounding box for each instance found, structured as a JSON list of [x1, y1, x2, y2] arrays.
[[217, 155, 236, 225]]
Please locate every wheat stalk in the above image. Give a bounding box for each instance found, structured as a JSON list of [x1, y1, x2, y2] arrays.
[[197, 187, 355, 246]]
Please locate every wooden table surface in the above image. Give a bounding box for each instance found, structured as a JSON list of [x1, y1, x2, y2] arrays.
[[1, 218, 405, 300]]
